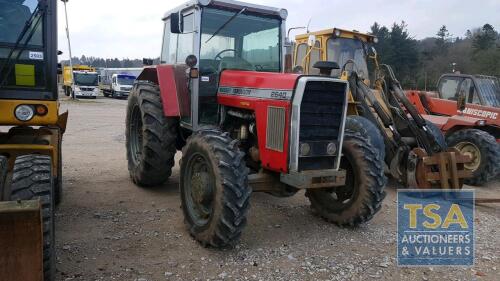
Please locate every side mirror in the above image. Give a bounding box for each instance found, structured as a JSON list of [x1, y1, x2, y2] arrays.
[[57, 50, 63, 55], [307, 34, 316, 47], [170, 12, 183, 34], [457, 90, 466, 112]]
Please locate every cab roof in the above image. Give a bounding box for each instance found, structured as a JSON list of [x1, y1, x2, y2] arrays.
[[295, 28, 375, 42], [162, 0, 285, 20]]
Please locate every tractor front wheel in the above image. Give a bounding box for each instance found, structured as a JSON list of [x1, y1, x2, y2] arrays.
[[306, 128, 386, 227], [446, 129, 500, 186], [180, 129, 251, 248], [126, 82, 178, 187]]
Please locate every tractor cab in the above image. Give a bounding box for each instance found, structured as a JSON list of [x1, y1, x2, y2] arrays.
[[155, 0, 287, 128]]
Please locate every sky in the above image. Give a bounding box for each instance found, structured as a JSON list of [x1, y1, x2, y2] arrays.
[[56, 0, 500, 60]]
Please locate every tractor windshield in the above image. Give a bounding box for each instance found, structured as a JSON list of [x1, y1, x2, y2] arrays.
[[327, 38, 368, 79], [0, 0, 46, 90], [200, 8, 281, 73], [197, 7, 282, 125]]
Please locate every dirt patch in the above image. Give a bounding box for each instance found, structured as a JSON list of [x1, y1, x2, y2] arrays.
[[56, 95, 500, 281]]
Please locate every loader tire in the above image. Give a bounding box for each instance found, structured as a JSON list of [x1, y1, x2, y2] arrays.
[[180, 129, 251, 248], [306, 129, 386, 227], [0, 155, 7, 201], [10, 155, 55, 281], [425, 120, 447, 151], [126, 81, 178, 187], [446, 129, 500, 186], [345, 115, 386, 162]]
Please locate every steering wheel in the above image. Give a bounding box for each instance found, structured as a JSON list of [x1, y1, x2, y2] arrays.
[[214, 49, 239, 61]]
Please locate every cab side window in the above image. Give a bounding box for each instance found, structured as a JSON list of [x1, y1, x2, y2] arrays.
[[458, 78, 480, 105], [439, 77, 461, 100], [295, 43, 307, 69], [176, 13, 194, 64], [160, 19, 172, 63]]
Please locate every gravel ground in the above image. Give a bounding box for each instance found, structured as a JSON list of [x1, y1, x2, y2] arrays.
[[56, 94, 500, 281]]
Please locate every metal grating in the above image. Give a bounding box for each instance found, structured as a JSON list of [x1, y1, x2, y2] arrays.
[[266, 106, 286, 152]]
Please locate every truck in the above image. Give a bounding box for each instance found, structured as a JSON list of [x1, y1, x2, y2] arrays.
[[98, 68, 142, 98], [406, 73, 500, 185], [62, 65, 99, 99], [126, 0, 386, 248]]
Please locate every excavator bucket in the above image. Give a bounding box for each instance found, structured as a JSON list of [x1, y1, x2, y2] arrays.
[[0, 200, 43, 281], [412, 148, 472, 189]]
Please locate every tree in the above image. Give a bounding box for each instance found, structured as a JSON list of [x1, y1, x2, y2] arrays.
[[435, 25, 452, 53], [472, 24, 498, 50]]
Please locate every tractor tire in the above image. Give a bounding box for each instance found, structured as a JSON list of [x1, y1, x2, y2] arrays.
[[180, 129, 251, 248], [9, 155, 55, 281], [0, 155, 7, 201], [345, 115, 386, 162], [126, 81, 178, 187], [305, 129, 386, 227], [446, 129, 500, 186]]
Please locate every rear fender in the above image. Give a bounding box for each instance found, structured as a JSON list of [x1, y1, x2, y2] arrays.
[[136, 65, 190, 117]]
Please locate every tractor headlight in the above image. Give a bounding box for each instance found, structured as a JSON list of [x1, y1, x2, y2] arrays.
[[300, 143, 311, 156], [373, 37, 379, 44], [15, 105, 35, 122], [326, 142, 337, 155]]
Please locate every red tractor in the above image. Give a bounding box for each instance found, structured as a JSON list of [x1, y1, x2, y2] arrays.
[[407, 74, 500, 185], [125, 0, 386, 247]]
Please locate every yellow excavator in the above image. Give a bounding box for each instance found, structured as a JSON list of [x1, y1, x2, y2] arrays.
[[291, 28, 471, 189], [1, 0, 66, 280]]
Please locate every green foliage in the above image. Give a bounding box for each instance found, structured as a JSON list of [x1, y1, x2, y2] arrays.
[[370, 22, 499, 90]]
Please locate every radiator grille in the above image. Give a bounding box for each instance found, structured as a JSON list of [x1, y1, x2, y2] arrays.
[[266, 106, 286, 152], [298, 81, 346, 171]]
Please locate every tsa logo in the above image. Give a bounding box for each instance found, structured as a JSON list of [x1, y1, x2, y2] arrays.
[[397, 190, 474, 266]]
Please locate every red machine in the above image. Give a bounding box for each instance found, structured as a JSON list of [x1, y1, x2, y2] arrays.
[[126, 0, 386, 247], [407, 73, 500, 185]]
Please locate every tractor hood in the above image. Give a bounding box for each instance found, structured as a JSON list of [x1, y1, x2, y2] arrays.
[[218, 70, 300, 101]]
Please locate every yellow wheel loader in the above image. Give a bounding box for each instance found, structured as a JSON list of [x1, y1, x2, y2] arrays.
[[291, 28, 471, 189], [0, 0, 66, 280]]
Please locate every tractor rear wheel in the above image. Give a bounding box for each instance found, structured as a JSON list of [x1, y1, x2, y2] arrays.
[[446, 129, 500, 186], [126, 81, 178, 187], [180, 129, 251, 248], [306, 128, 386, 227], [9, 155, 56, 281]]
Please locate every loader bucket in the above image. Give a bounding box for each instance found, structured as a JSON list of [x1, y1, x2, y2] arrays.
[[412, 148, 472, 189], [0, 200, 43, 281]]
